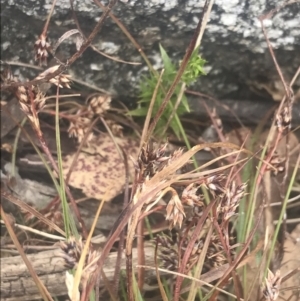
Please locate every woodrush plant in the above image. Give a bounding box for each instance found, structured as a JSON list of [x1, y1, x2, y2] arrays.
[[2, 0, 299, 300]]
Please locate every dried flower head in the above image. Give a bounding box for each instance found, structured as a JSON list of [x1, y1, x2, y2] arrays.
[[34, 33, 51, 66], [156, 234, 179, 271], [202, 174, 226, 196], [60, 237, 82, 269], [181, 183, 204, 207], [87, 94, 111, 116], [276, 105, 291, 133], [68, 109, 94, 144], [267, 151, 285, 175], [262, 269, 282, 301], [138, 143, 170, 178], [106, 119, 123, 137], [35, 65, 71, 88], [156, 228, 225, 273], [68, 122, 94, 144], [166, 191, 185, 229], [0, 63, 18, 85], [16, 85, 46, 129], [219, 181, 246, 221], [60, 237, 101, 283], [205, 235, 227, 268]]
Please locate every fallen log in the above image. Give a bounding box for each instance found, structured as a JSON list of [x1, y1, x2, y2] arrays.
[[0, 245, 156, 301]]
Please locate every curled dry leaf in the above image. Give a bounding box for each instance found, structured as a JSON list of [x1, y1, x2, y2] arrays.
[[53, 29, 83, 55], [62, 134, 139, 201]]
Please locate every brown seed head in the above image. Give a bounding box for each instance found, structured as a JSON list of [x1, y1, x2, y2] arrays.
[[34, 33, 50, 66], [262, 269, 282, 301]]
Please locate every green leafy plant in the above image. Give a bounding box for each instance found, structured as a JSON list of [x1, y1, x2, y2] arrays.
[[129, 44, 206, 139], [181, 47, 206, 85]]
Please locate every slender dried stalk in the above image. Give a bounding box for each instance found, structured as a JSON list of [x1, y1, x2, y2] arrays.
[[93, 0, 156, 75]]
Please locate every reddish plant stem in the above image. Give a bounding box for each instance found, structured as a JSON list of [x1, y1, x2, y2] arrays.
[[208, 205, 263, 301], [174, 200, 216, 301], [256, 131, 282, 189], [42, 0, 57, 36], [213, 217, 243, 300]]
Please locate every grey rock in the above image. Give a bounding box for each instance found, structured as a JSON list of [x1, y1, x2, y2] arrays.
[[1, 162, 56, 209], [1, 0, 300, 101]]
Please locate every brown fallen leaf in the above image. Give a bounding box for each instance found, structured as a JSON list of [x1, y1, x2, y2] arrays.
[[62, 134, 139, 202]]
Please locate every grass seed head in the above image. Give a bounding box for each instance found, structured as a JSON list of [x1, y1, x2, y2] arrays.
[[181, 183, 204, 207], [262, 269, 282, 301], [35, 65, 72, 88], [87, 94, 111, 116], [68, 109, 94, 143], [203, 174, 226, 196], [138, 142, 170, 178], [218, 182, 247, 221], [16, 85, 46, 129], [276, 105, 291, 133], [60, 237, 101, 284], [34, 33, 50, 66], [165, 192, 185, 229]]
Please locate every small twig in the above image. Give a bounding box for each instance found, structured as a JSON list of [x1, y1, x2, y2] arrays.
[[4, 60, 43, 70], [1, 0, 117, 91], [70, 0, 140, 66], [274, 217, 300, 224], [1, 189, 65, 236], [0, 220, 65, 241], [93, 0, 156, 75], [259, 8, 294, 103], [67, 0, 118, 66], [186, 90, 245, 128], [42, 0, 57, 36]]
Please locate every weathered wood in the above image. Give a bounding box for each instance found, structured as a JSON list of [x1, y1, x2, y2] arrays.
[[0, 245, 156, 301]]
